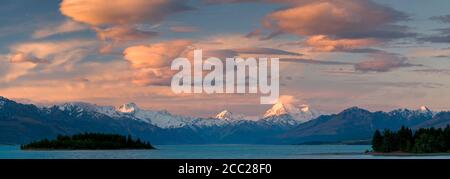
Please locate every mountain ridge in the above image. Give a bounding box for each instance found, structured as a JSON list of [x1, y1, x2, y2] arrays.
[[1, 96, 449, 145]]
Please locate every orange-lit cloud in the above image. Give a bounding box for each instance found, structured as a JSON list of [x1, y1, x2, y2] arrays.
[[96, 26, 158, 42], [10, 40, 95, 58], [206, 0, 411, 52], [8, 52, 49, 64], [203, 0, 311, 5], [95, 26, 158, 53], [355, 53, 421, 72], [32, 20, 87, 39], [304, 35, 380, 52], [60, 0, 191, 26], [124, 40, 192, 69], [278, 95, 299, 104], [0, 61, 37, 82], [1, 40, 96, 82], [60, 0, 192, 53], [123, 40, 193, 86], [121, 35, 306, 86], [263, 0, 407, 37], [131, 67, 176, 86]]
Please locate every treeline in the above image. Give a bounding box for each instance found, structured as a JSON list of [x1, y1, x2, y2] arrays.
[[21, 133, 154, 150], [372, 126, 450, 153]]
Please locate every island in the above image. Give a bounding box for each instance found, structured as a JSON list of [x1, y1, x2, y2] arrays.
[[371, 125, 450, 154], [20, 133, 155, 150]]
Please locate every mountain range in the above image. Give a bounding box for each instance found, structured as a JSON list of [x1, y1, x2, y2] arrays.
[[1, 96, 449, 145]]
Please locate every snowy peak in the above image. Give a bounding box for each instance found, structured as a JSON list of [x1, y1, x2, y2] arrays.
[[388, 106, 435, 121], [264, 102, 289, 117], [264, 102, 320, 123], [419, 106, 432, 113], [391, 106, 434, 115], [300, 105, 310, 113], [57, 102, 104, 114], [54, 102, 119, 117], [215, 110, 233, 120], [0, 96, 9, 108], [0, 96, 9, 102], [418, 105, 435, 117], [264, 101, 313, 118], [214, 110, 244, 121], [117, 103, 139, 113], [114, 103, 189, 129], [58, 102, 94, 111]]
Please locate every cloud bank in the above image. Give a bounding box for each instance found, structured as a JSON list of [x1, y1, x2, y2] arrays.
[[123, 40, 193, 86], [355, 53, 421, 72], [60, 0, 192, 53], [60, 0, 192, 26]]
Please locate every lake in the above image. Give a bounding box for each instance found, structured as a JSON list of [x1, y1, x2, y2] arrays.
[[1, 145, 450, 159]]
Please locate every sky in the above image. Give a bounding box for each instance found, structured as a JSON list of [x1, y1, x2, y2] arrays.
[[1, 0, 450, 117]]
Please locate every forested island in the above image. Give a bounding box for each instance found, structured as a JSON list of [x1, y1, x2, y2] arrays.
[[371, 126, 450, 153], [21, 133, 154, 150]]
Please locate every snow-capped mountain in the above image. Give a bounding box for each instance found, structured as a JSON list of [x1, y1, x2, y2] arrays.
[[214, 110, 245, 121], [2, 96, 450, 145], [420, 105, 430, 112], [388, 105, 435, 121], [263, 101, 320, 123], [50, 102, 183, 128], [118, 103, 188, 128], [55, 102, 121, 118], [47, 100, 433, 130], [54, 102, 233, 128], [117, 103, 139, 113], [419, 105, 434, 115], [52, 101, 321, 128]]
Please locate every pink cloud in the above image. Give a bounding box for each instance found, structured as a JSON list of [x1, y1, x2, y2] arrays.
[[123, 40, 192, 69], [132, 67, 176, 86], [95, 26, 158, 53], [96, 26, 158, 42], [8, 52, 49, 64], [263, 0, 407, 37], [32, 20, 87, 39], [213, 0, 410, 50], [60, 0, 192, 53], [123, 40, 192, 86], [355, 53, 421, 72], [304, 35, 380, 52], [60, 0, 191, 26], [2, 40, 96, 82], [0, 61, 37, 82]]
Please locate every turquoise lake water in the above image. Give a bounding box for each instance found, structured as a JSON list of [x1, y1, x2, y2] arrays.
[[1, 145, 449, 159]]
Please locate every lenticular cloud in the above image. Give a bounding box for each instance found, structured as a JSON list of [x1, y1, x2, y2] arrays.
[[60, 0, 191, 26]]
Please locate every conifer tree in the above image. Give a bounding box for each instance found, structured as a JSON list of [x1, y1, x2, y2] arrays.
[[372, 130, 384, 152]]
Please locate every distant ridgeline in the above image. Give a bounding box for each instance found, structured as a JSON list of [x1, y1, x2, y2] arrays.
[[372, 126, 450, 153], [21, 133, 154, 150]]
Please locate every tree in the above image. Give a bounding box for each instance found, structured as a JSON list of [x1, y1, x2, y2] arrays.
[[127, 134, 132, 145], [372, 130, 384, 152], [396, 126, 413, 152], [373, 126, 450, 153], [414, 133, 438, 153], [444, 125, 450, 151], [21, 133, 154, 150], [382, 129, 398, 152]]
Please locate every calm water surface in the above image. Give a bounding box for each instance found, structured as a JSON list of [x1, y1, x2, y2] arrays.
[[1, 145, 449, 159]]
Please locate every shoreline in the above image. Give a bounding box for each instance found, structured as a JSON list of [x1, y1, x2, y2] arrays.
[[367, 151, 450, 156], [20, 148, 157, 151]]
